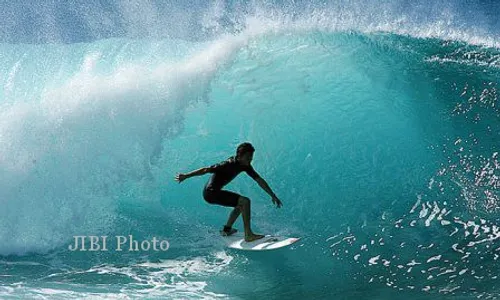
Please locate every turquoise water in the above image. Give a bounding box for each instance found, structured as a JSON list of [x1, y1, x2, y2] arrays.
[[1, 1, 499, 299]]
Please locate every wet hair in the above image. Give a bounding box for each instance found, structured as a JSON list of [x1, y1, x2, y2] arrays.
[[236, 142, 255, 157]]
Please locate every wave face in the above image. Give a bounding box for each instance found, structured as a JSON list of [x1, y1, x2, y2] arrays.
[[1, 1, 499, 299]]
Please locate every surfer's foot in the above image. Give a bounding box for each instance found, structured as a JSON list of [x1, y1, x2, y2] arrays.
[[245, 233, 265, 242], [220, 226, 237, 236]]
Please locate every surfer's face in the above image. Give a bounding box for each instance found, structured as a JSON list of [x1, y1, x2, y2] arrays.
[[238, 152, 253, 166]]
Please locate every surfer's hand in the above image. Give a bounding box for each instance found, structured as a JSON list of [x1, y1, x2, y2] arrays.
[[175, 173, 187, 183], [272, 196, 283, 208]]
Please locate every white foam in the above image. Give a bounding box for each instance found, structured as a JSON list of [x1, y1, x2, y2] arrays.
[[239, 3, 500, 48]]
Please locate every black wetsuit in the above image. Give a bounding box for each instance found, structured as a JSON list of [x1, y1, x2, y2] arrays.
[[203, 156, 261, 207]]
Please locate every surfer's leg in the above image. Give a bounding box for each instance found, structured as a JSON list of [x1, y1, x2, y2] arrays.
[[203, 188, 239, 207], [237, 196, 264, 242], [221, 207, 240, 236], [203, 189, 241, 236], [225, 207, 241, 229]]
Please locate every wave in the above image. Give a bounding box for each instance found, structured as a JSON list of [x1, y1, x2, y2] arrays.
[[1, 26, 498, 256], [0, 34, 249, 255]]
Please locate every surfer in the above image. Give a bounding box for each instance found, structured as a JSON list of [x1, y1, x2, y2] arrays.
[[175, 142, 282, 242]]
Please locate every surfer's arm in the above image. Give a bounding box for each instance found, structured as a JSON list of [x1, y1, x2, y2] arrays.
[[175, 167, 210, 183], [185, 167, 211, 178], [255, 177, 277, 199], [175, 159, 228, 183], [247, 166, 282, 207]]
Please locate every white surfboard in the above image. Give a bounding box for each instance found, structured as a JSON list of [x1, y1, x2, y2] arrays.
[[224, 232, 300, 251]]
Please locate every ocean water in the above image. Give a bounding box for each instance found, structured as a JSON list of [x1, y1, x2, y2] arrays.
[[0, 1, 499, 299]]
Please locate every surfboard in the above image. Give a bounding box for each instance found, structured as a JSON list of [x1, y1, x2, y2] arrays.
[[224, 232, 300, 251]]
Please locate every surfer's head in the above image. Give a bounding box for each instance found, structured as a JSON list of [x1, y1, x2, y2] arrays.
[[236, 142, 255, 166]]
